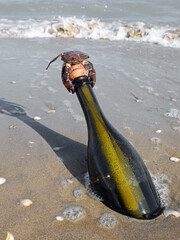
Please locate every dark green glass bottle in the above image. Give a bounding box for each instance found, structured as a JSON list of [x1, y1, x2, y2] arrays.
[[73, 77, 163, 219]]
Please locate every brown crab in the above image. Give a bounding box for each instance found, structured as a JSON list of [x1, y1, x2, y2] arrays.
[[46, 51, 96, 93]]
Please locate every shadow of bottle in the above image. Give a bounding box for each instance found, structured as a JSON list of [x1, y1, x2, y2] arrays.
[[0, 98, 88, 184]]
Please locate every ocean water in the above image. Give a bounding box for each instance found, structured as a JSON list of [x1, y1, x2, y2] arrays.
[[0, 0, 180, 47]]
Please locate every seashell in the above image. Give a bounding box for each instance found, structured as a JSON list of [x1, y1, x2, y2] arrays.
[[163, 209, 180, 218], [10, 81, 16, 84], [171, 97, 176, 102], [156, 129, 162, 133], [9, 125, 16, 130], [169, 157, 180, 162], [47, 110, 56, 113], [19, 199, 33, 207], [33, 116, 41, 121], [0, 177, 6, 185], [56, 215, 64, 221], [136, 98, 143, 102], [6, 232, 14, 240]]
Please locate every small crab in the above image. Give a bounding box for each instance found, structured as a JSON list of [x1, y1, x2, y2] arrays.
[[46, 51, 96, 93]]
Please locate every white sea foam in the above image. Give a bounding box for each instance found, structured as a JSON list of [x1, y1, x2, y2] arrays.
[[98, 213, 117, 228], [150, 172, 171, 207], [164, 109, 180, 120], [73, 189, 84, 199], [149, 137, 161, 144], [172, 126, 180, 132], [84, 171, 171, 207], [0, 17, 180, 48], [84, 172, 103, 201], [62, 205, 85, 221]]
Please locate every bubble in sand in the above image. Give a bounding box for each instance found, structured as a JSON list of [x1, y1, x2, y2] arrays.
[[73, 189, 84, 199], [0, 177, 6, 185], [98, 213, 117, 228], [62, 205, 85, 221], [150, 137, 161, 144]]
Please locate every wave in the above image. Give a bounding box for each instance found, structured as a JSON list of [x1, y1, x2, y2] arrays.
[[0, 16, 180, 48]]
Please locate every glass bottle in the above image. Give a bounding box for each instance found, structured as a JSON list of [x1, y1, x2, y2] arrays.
[[73, 77, 163, 219]]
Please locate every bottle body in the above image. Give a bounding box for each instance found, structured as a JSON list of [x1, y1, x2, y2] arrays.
[[76, 82, 163, 219]]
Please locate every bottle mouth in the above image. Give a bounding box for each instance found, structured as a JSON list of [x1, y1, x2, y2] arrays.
[[73, 76, 91, 90]]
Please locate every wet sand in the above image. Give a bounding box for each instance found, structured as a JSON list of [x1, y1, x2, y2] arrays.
[[0, 110, 179, 240], [0, 38, 180, 239]]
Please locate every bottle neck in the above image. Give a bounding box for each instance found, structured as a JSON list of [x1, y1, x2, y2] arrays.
[[75, 81, 106, 132]]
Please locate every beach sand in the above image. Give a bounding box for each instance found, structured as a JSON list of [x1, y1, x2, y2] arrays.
[[0, 38, 180, 239]]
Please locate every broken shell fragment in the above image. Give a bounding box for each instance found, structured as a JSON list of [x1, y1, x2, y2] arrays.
[[169, 157, 180, 162], [163, 209, 180, 217], [10, 81, 16, 84], [5, 232, 14, 240], [19, 199, 33, 207], [48, 110, 56, 113], [0, 177, 6, 185]]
